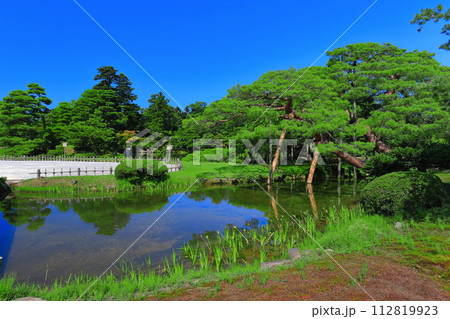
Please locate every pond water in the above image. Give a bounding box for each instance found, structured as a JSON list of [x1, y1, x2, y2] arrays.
[[0, 180, 363, 284]]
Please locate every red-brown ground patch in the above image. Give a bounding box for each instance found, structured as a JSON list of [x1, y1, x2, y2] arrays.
[[147, 254, 449, 301]]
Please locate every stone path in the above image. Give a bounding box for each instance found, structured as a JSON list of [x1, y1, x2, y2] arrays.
[[0, 161, 120, 180]]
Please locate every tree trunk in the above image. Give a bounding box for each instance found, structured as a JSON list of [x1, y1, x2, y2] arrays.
[[306, 183, 318, 219], [268, 119, 272, 163], [333, 150, 365, 168], [366, 127, 391, 153], [267, 129, 286, 185], [337, 157, 342, 180], [306, 149, 319, 184]]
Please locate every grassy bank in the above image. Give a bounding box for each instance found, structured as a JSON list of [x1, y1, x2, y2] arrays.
[[13, 161, 280, 193], [170, 161, 281, 182], [1, 206, 447, 301]]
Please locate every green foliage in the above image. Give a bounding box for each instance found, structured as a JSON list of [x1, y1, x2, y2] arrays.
[[114, 160, 168, 185], [45, 66, 144, 155], [411, 4, 450, 50], [143, 92, 182, 134], [365, 144, 450, 176], [0, 83, 52, 155], [360, 171, 448, 217], [182, 42, 448, 172], [278, 165, 310, 176], [93, 66, 141, 130], [184, 101, 206, 116], [364, 147, 423, 176]]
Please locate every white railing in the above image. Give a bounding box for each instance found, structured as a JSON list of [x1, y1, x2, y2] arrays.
[[29, 159, 183, 178], [32, 167, 115, 178]]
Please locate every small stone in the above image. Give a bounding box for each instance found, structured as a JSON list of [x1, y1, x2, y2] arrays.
[[300, 249, 313, 257], [70, 179, 78, 185], [15, 297, 46, 301], [288, 248, 301, 260], [394, 222, 403, 229], [260, 259, 290, 269]]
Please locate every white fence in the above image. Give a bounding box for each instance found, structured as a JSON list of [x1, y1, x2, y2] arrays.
[[31, 164, 182, 178], [32, 167, 115, 178], [28, 160, 183, 178]]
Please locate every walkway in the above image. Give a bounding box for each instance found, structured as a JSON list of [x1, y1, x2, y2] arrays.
[[0, 161, 120, 181]]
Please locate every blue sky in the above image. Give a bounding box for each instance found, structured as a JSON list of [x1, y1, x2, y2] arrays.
[[0, 0, 448, 110]]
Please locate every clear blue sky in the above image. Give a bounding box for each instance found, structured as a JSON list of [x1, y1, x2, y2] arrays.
[[1, 0, 448, 110]]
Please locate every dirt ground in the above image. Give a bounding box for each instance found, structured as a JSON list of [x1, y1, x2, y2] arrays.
[[147, 254, 449, 301]]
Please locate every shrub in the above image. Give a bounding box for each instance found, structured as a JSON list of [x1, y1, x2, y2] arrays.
[[365, 145, 450, 177], [114, 160, 168, 185], [364, 147, 422, 177], [278, 165, 310, 176], [360, 171, 448, 217]]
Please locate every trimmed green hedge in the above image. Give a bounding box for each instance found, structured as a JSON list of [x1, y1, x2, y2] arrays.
[[114, 160, 168, 185], [360, 171, 447, 217]]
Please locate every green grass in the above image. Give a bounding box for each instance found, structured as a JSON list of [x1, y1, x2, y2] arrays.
[[16, 175, 119, 193], [298, 206, 402, 254], [170, 160, 278, 183], [395, 218, 450, 283], [435, 171, 450, 183]]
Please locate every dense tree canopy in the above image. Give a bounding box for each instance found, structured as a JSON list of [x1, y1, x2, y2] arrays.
[[0, 83, 52, 155], [45, 68, 184, 154], [143, 92, 182, 134], [179, 42, 449, 176]]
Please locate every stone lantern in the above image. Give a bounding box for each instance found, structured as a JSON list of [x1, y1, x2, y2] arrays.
[[166, 145, 173, 162]]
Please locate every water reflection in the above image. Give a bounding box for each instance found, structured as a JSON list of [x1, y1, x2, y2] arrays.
[[0, 181, 363, 283]]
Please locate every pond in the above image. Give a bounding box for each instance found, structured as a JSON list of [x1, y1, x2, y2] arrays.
[[0, 180, 363, 284]]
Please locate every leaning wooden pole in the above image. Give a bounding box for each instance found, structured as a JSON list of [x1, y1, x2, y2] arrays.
[[306, 149, 319, 184], [306, 183, 318, 219], [267, 129, 286, 185]]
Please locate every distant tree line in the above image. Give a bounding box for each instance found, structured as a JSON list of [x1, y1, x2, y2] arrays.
[[0, 66, 205, 156]]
